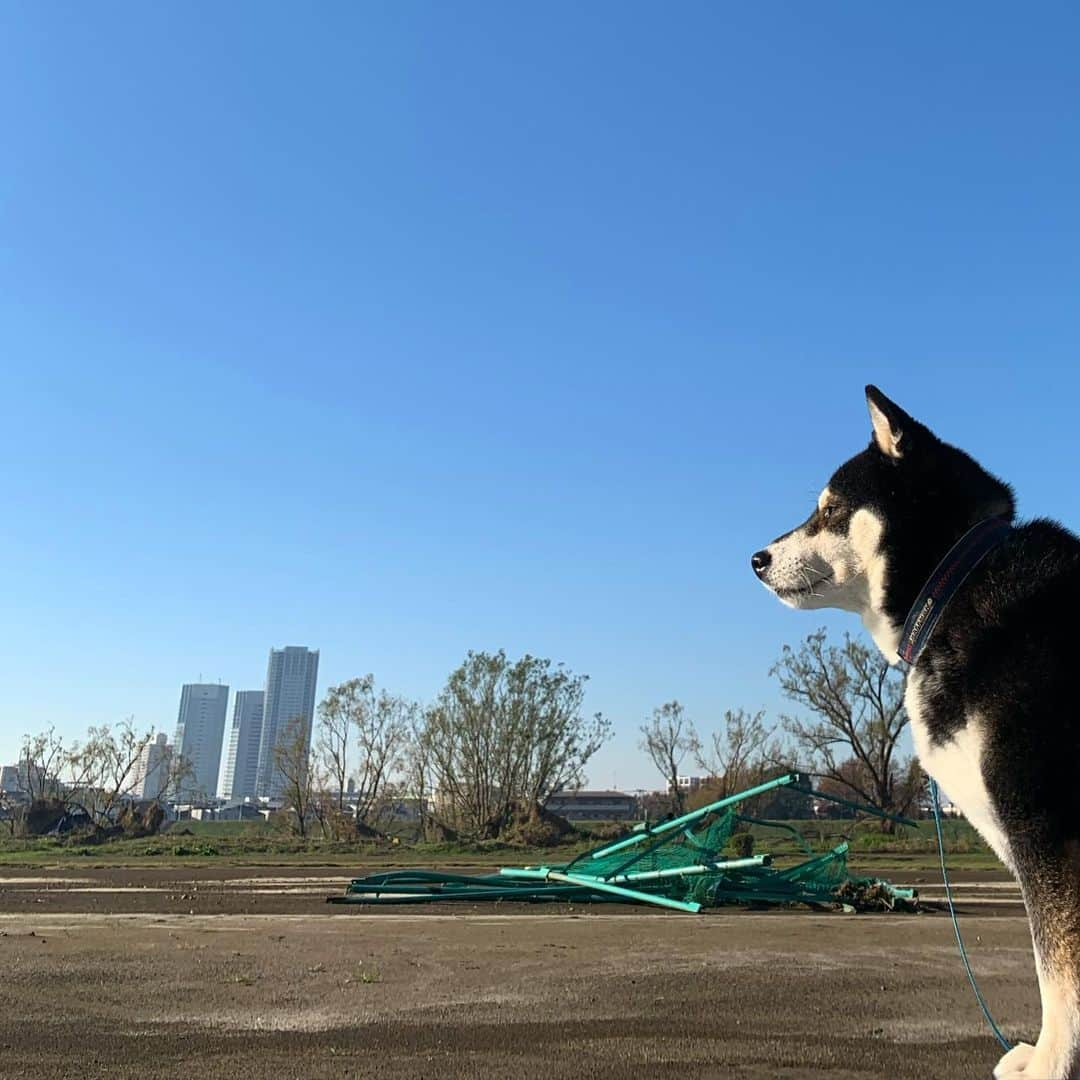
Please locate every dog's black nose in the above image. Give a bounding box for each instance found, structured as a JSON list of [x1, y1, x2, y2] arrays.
[[751, 550, 771, 577]]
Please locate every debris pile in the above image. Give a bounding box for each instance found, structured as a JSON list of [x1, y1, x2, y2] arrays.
[[328, 773, 918, 914]]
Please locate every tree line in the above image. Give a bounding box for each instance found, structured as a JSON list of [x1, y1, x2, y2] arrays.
[[5, 630, 922, 842], [639, 630, 922, 829], [2, 721, 193, 838], [276, 649, 610, 841]]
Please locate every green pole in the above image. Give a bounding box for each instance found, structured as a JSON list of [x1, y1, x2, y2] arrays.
[[589, 773, 803, 860], [499, 867, 702, 913], [803, 785, 918, 828], [604, 855, 769, 884], [502, 855, 769, 886]]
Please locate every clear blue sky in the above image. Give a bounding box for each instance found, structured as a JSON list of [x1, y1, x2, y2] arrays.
[[3, 3, 1079, 790]]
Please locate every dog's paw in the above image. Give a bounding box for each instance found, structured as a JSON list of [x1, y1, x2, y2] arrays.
[[993, 1042, 1035, 1078]]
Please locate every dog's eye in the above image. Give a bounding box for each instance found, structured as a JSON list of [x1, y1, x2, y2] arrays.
[[821, 505, 833, 520]]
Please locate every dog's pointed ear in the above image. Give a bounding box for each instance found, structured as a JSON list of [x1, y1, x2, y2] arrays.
[[865, 385, 912, 460]]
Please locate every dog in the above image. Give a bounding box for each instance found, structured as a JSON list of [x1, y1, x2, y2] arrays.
[[753, 385, 1080, 1079]]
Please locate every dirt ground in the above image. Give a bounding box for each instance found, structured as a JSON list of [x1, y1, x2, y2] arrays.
[[0, 865, 1040, 1079]]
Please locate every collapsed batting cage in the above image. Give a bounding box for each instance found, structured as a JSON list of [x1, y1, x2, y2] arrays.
[[328, 773, 918, 914]]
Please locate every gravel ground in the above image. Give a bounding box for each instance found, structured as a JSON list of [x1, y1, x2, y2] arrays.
[[0, 865, 1038, 1079]]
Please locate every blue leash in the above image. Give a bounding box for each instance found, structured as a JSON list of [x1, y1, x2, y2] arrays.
[[930, 777, 1012, 1051]]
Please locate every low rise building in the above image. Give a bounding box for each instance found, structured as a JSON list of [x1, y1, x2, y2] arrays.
[[217, 801, 270, 822], [0, 762, 46, 798], [674, 775, 707, 793], [544, 790, 639, 822]]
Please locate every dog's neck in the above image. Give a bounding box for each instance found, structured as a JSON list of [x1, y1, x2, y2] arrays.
[[861, 608, 903, 666], [860, 506, 1016, 667]]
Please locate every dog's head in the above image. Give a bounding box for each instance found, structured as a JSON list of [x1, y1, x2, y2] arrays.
[[752, 386, 1014, 659]]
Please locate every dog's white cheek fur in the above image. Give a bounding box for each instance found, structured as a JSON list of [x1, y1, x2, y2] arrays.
[[764, 504, 903, 664], [764, 490, 856, 608], [762, 530, 833, 606]]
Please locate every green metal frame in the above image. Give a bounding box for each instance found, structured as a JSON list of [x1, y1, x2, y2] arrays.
[[327, 772, 921, 914]]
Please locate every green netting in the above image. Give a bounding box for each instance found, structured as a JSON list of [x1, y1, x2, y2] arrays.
[[566, 808, 738, 881], [701, 844, 854, 907]]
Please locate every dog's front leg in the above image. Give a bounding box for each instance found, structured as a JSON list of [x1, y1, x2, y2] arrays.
[[995, 950, 1080, 1079], [993, 1040, 1035, 1078]]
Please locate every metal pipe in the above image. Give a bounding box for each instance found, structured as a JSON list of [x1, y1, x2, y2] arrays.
[[803, 785, 918, 827], [587, 773, 803, 860], [328, 883, 598, 904], [550, 870, 702, 912], [500, 862, 767, 885], [603, 855, 769, 883], [499, 867, 702, 913]]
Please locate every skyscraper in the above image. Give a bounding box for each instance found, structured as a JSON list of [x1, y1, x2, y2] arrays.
[[173, 683, 229, 801], [219, 690, 264, 801], [133, 732, 172, 801], [255, 646, 319, 799]]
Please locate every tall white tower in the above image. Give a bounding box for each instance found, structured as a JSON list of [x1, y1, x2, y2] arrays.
[[173, 683, 229, 801], [254, 647, 319, 799]]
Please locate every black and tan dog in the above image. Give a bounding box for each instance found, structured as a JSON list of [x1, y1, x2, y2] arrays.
[[754, 386, 1080, 1079]]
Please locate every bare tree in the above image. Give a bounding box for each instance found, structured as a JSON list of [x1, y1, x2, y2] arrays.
[[317, 677, 371, 814], [691, 708, 781, 800], [272, 715, 317, 838], [0, 788, 15, 836], [403, 708, 435, 840], [64, 719, 154, 832], [308, 774, 336, 840], [772, 630, 913, 829], [17, 727, 67, 803], [425, 651, 610, 840], [315, 676, 415, 834], [352, 687, 414, 833], [11, 724, 185, 838], [639, 701, 694, 813]]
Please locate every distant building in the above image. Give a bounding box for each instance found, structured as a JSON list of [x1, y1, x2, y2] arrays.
[[675, 775, 707, 793], [174, 683, 230, 801], [219, 690, 264, 800], [0, 761, 46, 798], [217, 801, 269, 822], [255, 646, 320, 800], [133, 733, 172, 801], [545, 790, 639, 821], [373, 795, 427, 822]]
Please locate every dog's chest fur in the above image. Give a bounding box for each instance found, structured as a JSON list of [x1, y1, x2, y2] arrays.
[[905, 667, 1014, 871]]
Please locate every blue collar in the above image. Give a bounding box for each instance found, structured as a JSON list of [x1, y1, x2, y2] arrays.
[[898, 517, 1013, 667]]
